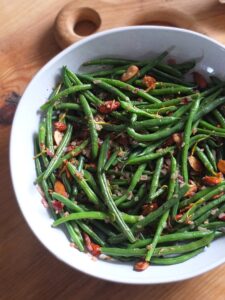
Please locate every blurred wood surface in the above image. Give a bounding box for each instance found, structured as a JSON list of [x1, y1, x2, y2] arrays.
[[1, 1, 225, 299]]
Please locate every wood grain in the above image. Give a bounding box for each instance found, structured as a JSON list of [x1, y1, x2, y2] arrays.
[[54, 0, 225, 48], [1, 1, 225, 299]]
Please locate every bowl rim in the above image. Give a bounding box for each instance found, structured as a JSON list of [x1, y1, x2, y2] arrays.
[[10, 25, 225, 284]]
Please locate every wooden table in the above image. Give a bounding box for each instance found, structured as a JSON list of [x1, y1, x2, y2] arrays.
[[1, 1, 225, 299]]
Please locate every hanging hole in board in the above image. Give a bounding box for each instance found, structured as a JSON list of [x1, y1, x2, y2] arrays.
[[73, 7, 101, 37]]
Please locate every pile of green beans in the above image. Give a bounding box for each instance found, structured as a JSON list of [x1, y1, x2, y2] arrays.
[[35, 53, 225, 271]]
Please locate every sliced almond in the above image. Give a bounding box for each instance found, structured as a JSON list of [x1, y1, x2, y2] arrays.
[[54, 130, 63, 146], [188, 155, 203, 172], [121, 65, 139, 81], [54, 180, 68, 197]]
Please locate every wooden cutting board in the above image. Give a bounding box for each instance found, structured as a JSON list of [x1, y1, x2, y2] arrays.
[[1, 1, 225, 299]]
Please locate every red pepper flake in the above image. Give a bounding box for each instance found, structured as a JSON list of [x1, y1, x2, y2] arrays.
[[46, 148, 54, 157], [180, 97, 190, 105], [98, 100, 120, 114], [212, 192, 224, 199], [83, 233, 101, 256], [193, 72, 208, 89], [52, 200, 64, 213], [142, 203, 158, 216], [134, 260, 149, 271], [180, 204, 193, 214], [54, 122, 67, 132], [66, 145, 76, 152], [174, 213, 183, 221], [218, 213, 225, 221]]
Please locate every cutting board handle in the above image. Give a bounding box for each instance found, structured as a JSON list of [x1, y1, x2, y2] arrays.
[[54, 0, 201, 49]]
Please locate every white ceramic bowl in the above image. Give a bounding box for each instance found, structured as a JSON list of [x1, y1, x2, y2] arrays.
[[10, 26, 225, 284]]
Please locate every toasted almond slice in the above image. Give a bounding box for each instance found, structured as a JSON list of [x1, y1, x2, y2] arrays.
[[134, 261, 149, 271], [54, 130, 63, 146], [188, 155, 203, 172], [121, 65, 139, 81], [54, 180, 68, 197]]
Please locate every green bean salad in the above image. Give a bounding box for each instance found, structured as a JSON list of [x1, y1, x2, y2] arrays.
[[35, 52, 225, 271]]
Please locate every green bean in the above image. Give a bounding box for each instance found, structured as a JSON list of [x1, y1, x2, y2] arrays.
[[55, 102, 96, 114], [120, 101, 161, 118], [151, 68, 193, 86], [38, 117, 46, 152], [83, 170, 100, 196], [132, 116, 179, 130], [34, 138, 43, 177], [52, 192, 83, 212], [126, 146, 174, 165], [104, 149, 119, 171], [64, 221, 84, 251], [192, 210, 212, 228], [148, 186, 167, 202], [80, 94, 98, 159], [76, 221, 105, 246], [156, 62, 183, 77], [104, 233, 214, 257], [61, 173, 72, 195], [40, 124, 73, 181], [150, 248, 204, 265], [128, 231, 214, 248], [78, 74, 130, 102], [148, 86, 193, 96], [46, 107, 54, 155], [173, 60, 196, 72], [120, 183, 147, 210], [41, 84, 92, 110], [148, 157, 164, 202], [200, 221, 225, 230], [100, 78, 161, 103], [145, 210, 169, 262], [182, 96, 201, 183], [189, 134, 209, 148], [191, 194, 225, 221], [212, 109, 225, 128], [180, 182, 225, 208], [115, 163, 146, 206], [127, 51, 169, 83], [167, 155, 177, 201], [101, 123, 127, 132], [97, 138, 136, 243], [53, 210, 140, 227], [204, 144, 217, 171], [195, 96, 225, 120], [199, 120, 225, 133], [195, 146, 215, 174], [67, 162, 101, 207], [56, 139, 89, 168], [82, 58, 136, 66]]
